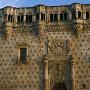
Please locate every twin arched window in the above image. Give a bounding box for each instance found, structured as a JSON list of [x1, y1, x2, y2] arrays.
[[72, 10, 89, 19], [50, 14, 58, 22], [60, 12, 67, 20], [36, 13, 45, 21], [7, 14, 13, 22], [50, 12, 67, 22], [72, 10, 81, 19]]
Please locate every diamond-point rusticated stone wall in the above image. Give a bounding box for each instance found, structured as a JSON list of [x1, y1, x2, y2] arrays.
[[0, 3, 90, 90]]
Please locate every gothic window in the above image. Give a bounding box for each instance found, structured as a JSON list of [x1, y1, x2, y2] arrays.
[[50, 14, 58, 22], [17, 15, 20, 23], [54, 14, 58, 21], [11, 15, 13, 22], [43, 14, 45, 20], [26, 15, 29, 23], [36, 13, 39, 21], [78, 11, 81, 18], [4, 14, 7, 22], [60, 13, 63, 20], [50, 14, 53, 22], [72, 11, 76, 19], [41, 13, 43, 20], [29, 15, 32, 22], [20, 48, 27, 64], [86, 12, 89, 19], [26, 15, 32, 23], [17, 15, 24, 23], [8, 14, 11, 22], [7, 14, 13, 22], [64, 12, 67, 20], [41, 13, 45, 20], [21, 15, 24, 22]]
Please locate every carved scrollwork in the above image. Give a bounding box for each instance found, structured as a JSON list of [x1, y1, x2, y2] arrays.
[[48, 39, 69, 55], [46, 25, 70, 32], [48, 60, 72, 86], [49, 62, 67, 82]]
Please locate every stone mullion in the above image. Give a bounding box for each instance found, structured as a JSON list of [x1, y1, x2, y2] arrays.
[[69, 12, 72, 20], [76, 11, 78, 19], [24, 14, 26, 23], [40, 13, 41, 21], [48, 13, 50, 22], [6, 14, 8, 22], [83, 11, 86, 19]]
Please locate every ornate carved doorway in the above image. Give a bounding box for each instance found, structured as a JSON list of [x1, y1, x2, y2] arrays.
[[44, 55, 72, 90], [52, 82, 67, 90]]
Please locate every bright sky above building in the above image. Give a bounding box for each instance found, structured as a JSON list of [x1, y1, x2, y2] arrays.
[[0, 0, 90, 8]]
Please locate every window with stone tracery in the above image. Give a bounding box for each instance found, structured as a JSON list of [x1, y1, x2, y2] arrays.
[[11, 15, 13, 22], [50, 14, 53, 22], [86, 11, 89, 19], [7, 14, 13, 22], [29, 15, 32, 22], [60, 12, 67, 21], [64, 12, 67, 20], [72, 11, 76, 19], [50, 14, 58, 22], [17, 15, 20, 23], [21, 15, 24, 22], [8, 14, 11, 22], [41, 13, 45, 20], [60, 13, 63, 20], [78, 11, 81, 18], [54, 14, 58, 21], [26, 15, 32, 23], [17, 15, 24, 23], [36, 13, 39, 21]]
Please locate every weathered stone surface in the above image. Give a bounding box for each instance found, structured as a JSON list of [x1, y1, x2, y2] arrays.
[[0, 3, 90, 90]]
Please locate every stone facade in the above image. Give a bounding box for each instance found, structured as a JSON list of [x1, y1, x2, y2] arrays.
[[0, 3, 90, 90]]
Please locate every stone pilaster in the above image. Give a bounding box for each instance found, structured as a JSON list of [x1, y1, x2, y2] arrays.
[[44, 60, 49, 90]]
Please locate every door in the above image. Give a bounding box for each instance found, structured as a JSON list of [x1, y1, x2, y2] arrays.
[[52, 82, 67, 90]]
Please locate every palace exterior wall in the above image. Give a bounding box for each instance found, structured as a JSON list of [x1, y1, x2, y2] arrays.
[[0, 3, 90, 90]]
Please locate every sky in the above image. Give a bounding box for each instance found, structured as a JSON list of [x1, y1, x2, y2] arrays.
[[0, 0, 90, 8]]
